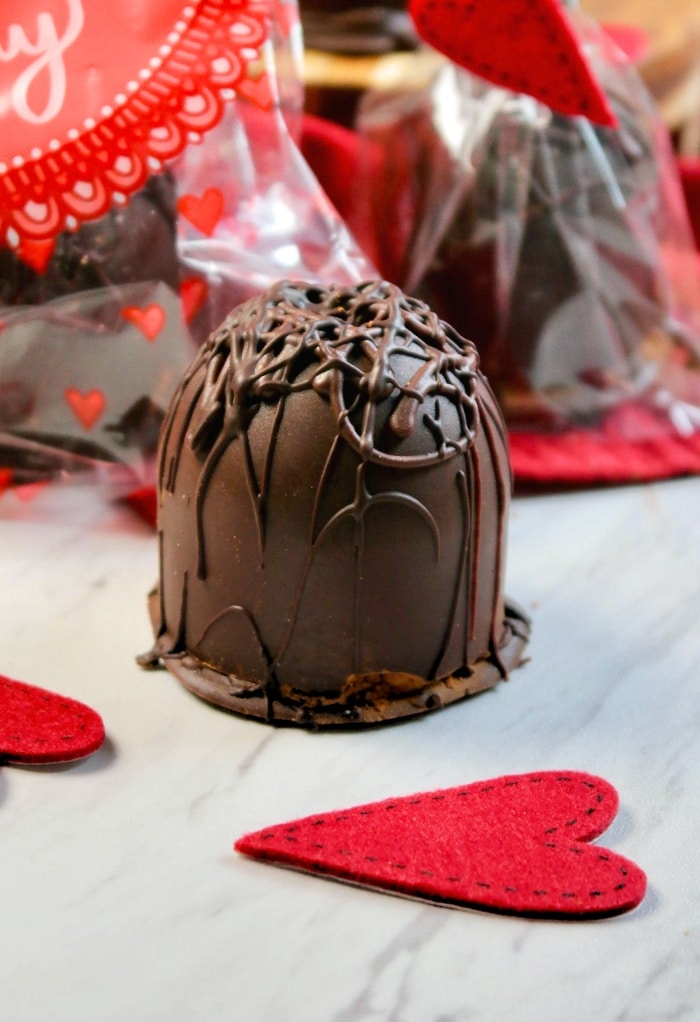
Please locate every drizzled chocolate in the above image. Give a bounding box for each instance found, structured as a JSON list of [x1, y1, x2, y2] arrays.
[[141, 281, 529, 726]]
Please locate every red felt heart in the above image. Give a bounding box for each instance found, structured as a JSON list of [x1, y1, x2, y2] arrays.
[[235, 771, 646, 918], [0, 0, 270, 245], [0, 675, 105, 764], [64, 387, 106, 431], [121, 303, 166, 341], [177, 188, 225, 237], [179, 277, 209, 323], [408, 0, 616, 126]]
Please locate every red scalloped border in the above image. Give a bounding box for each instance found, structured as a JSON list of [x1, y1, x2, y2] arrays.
[[0, 0, 272, 246]]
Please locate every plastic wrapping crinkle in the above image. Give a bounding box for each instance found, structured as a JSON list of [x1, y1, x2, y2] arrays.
[[357, 12, 700, 471], [0, 0, 371, 495]]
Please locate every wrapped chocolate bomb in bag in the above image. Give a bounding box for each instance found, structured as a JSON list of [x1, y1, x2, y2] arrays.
[[0, 0, 370, 493], [357, 2, 700, 482]]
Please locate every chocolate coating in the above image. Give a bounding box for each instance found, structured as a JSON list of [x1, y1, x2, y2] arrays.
[[142, 280, 529, 726]]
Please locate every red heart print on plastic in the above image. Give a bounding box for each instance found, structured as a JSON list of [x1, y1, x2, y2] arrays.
[[236, 771, 646, 918], [408, 0, 616, 126], [64, 387, 106, 430], [121, 303, 166, 341], [177, 188, 225, 236], [0, 675, 105, 764], [180, 277, 209, 323], [0, 0, 271, 246]]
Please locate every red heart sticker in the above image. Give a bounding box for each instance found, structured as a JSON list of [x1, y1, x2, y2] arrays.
[[0, 0, 271, 245], [121, 302, 166, 341], [64, 387, 106, 430], [408, 0, 616, 127], [0, 675, 105, 764], [177, 187, 225, 237], [236, 771, 646, 918]]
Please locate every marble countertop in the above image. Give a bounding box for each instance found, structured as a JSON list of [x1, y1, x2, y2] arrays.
[[1, 476, 699, 1021]]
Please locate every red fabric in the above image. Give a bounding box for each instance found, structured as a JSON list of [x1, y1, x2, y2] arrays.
[[0, 675, 105, 764], [236, 771, 646, 918], [408, 0, 616, 126]]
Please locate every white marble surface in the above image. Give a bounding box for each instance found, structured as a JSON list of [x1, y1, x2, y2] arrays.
[[0, 476, 699, 1021]]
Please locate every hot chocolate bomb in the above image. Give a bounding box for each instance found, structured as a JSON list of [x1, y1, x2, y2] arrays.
[[143, 280, 529, 726]]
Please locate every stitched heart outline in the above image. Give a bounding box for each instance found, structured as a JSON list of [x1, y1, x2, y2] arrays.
[[0, 0, 273, 246], [408, 0, 616, 126], [235, 771, 647, 918], [0, 675, 105, 764]]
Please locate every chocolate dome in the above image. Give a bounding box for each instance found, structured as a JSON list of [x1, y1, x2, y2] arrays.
[[142, 280, 529, 726]]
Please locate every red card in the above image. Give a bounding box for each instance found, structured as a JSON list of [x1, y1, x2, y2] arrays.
[[236, 771, 646, 918], [0, 0, 271, 245], [0, 675, 105, 764]]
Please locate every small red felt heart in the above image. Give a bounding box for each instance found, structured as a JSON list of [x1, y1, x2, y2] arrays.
[[408, 0, 616, 126], [121, 303, 166, 341], [179, 277, 209, 323], [236, 771, 646, 918], [64, 387, 106, 431], [0, 675, 105, 764], [177, 187, 225, 236]]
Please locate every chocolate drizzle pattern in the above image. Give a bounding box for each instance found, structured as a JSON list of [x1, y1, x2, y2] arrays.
[[142, 281, 529, 727]]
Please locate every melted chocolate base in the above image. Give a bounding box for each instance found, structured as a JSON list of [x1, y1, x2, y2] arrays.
[[143, 591, 530, 728]]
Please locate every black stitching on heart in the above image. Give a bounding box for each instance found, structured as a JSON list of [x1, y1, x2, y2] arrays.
[[258, 775, 630, 908]]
